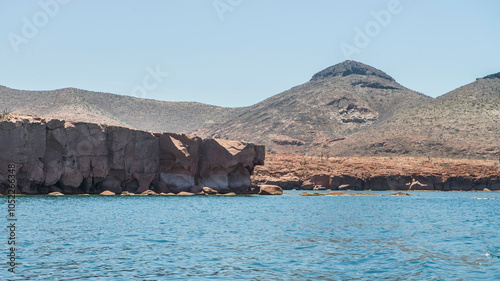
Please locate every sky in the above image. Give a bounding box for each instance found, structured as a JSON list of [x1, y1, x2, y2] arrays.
[[1, 0, 499, 107]]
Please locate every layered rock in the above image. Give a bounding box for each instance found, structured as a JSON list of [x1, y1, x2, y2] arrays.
[[253, 153, 500, 191], [0, 116, 264, 194], [257, 173, 500, 191]]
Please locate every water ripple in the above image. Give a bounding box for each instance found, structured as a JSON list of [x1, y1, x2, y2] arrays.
[[0, 191, 499, 280]]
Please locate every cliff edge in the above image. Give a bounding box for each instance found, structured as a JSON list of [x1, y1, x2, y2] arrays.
[[0, 115, 264, 195]]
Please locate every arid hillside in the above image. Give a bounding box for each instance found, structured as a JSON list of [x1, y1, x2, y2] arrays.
[[325, 72, 500, 159], [193, 61, 431, 153], [1, 61, 498, 159], [0, 86, 239, 133]]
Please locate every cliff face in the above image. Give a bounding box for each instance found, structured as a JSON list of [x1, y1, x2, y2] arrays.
[[0, 116, 264, 195], [253, 154, 500, 191]]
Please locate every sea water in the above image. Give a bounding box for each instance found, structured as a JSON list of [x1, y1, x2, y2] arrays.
[[1, 191, 499, 280]]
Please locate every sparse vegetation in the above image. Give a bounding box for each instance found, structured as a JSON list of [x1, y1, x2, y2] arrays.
[[0, 108, 12, 120]]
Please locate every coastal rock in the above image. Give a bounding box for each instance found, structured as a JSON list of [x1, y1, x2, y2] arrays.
[[100, 190, 116, 196], [328, 191, 349, 196], [121, 191, 135, 196], [48, 191, 64, 196], [199, 138, 264, 193], [331, 175, 364, 190], [202, 186, 218, 195], [311, 174, 330, 188], [258, 184, 283, 195], [388, 192, 411, 196], [263, 175, 302, 189], [177, 191, 195, 196], [140, 190, 158, 196], [313, 185, 327, 190], [190, 185, 203, 194], [490, 180, 500, 191], [0, 116, 264, 195], [158, 133, 200, 193]]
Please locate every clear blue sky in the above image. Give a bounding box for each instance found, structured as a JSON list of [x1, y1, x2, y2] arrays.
[[1, 0, 499, 107]]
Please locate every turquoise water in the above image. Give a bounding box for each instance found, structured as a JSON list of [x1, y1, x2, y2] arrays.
[[2, 191, 499, 280]]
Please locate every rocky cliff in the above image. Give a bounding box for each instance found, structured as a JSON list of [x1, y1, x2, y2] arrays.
[[253, 154, 500, 191], [0, 115, 264, 195]]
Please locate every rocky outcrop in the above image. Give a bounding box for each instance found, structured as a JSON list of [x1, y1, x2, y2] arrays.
[[0, 116, 264, 195], [258, 185, 283, 195], [257, 173, 500, 191], [253, 153, 500, 192]]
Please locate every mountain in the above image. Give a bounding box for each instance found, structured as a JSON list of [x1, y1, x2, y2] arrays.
[[1, 61, 498, 159], [325, 72, 500, 159], [192, 60, 431, 153], [0, 86, 238, 133]]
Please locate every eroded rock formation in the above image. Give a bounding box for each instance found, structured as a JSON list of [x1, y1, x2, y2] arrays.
[[0, 116, 264, 194], [253, 153, 500, 191]]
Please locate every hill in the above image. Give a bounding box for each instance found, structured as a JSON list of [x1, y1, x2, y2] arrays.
[[0, 86, 238, 133], [1, 61, 498, 160], [192, 60, 431, 153], [326, 72, 500, 159]]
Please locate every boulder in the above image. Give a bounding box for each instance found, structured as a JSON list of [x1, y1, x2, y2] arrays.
[[202, 186, 218, 195], [48, 192, 64, 196], [177, 191, 195, 196], [100, 190, 116, 196], [258, 184, 283, 195], [121, 191, 135, 196], [140, 190, 158, 196]]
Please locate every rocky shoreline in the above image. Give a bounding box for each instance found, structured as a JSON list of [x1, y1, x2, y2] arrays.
[[253, 154, 500, 191], [2, 115, 498, 195], [1, 115, 271, 195]]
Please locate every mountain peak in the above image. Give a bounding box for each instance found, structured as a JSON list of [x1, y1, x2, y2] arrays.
[[311, 60, 395, 82], [483, 72, 500, 80]]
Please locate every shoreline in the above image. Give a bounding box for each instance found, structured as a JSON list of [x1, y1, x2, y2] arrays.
[[253, 153, 500, 192]]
